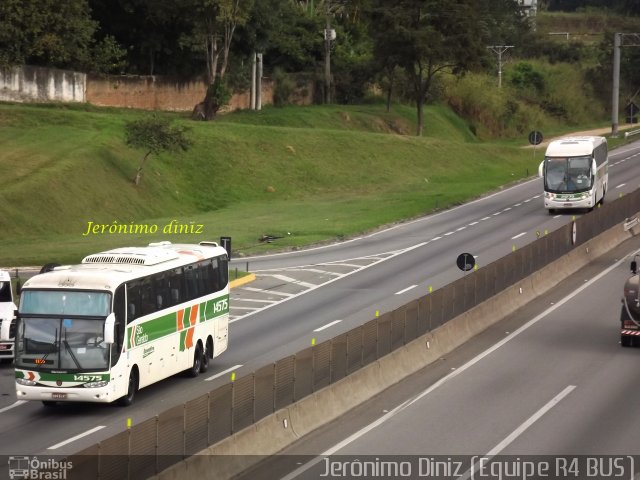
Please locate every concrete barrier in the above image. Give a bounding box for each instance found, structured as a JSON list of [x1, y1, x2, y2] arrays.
[[154, 217, 640, 480]]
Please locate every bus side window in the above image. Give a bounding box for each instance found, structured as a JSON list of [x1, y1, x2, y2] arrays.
[[167, 268, 182, 306], [184, 266, 197, 302], [127, 281, 141, 323], [208, 259, 219, 293], [219, 255, 229, 288], [140, 277, 155, 317], [154, 273, 169, 310]]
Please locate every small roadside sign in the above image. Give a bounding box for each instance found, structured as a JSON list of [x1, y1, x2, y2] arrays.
[[528, 130, 543, 145]]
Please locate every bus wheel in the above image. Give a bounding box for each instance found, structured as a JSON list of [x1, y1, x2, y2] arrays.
[[187, 344, 203, 378], [200, 342, 211, 374], [118, 369, 138, 406], [42, 401, 56, 407]]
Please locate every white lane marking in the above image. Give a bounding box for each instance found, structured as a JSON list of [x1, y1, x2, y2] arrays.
[[554, 215, 562, 219], [205, 364, 243, 382], [444, 231, 454, 236], [459, 386, 576, 480], [504, 207, 512, 212], [514, 203, 522, 207], [0, 401, 26, 414], [481, 216, 491, 221], [395, 285, 417, 295], [456, 227, 466, 232], [524, 198, 532, 203], [262, 274, 316, 289], [486, 385, 575, 455], [280, 249, 637, 480], [617, 183, 626, 189], [511, 232, 526, 240], [432, 236, 442, 241], [493, 212, 501, 216], [468, 221, 479, 226], [230, 306, 261, 311], [321, 263, 368, 268], [314, 320, 342, 332], [242, 287, 294, 297], [286, 268, 341, 276], [233, 298, 274, 304], [48, 426, 106, 450], [533, 194, 541, 198]]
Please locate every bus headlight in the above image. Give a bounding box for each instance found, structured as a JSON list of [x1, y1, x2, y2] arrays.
[[16, 378, 36, 386], [83, 381, 109, 388]]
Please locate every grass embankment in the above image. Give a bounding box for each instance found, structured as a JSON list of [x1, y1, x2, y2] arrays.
[[0, 101, 617, 267]]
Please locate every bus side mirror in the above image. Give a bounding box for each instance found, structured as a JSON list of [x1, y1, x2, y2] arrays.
[[104, 313, 115, 345], [538, 161, 544, 178], [632, 260, 638, 275]]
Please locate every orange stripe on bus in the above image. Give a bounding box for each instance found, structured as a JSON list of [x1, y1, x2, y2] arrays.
[[177, 309, 184, 331], [189, 305, 199, 326], [185, 327, 194, 350]]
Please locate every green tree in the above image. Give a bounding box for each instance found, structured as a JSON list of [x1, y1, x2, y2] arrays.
[[124, 116, 192, 186], [184, 0, 253, 120], [367, 0, 487, 136], [0, 0, 96, 69]]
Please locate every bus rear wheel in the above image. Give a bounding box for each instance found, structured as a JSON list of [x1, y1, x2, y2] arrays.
[[187, 344, 203, 378], [200, 342, 211, 374], [118, 369, 138, 406]]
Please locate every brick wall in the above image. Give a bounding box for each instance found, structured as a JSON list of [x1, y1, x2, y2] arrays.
[[86, 74, 280, 112]]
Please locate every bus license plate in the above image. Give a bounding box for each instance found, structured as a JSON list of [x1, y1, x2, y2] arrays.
[[52, 393, 67, 400]]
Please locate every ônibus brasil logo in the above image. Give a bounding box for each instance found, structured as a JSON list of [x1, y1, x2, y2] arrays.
[[8, 456, 72, 479]]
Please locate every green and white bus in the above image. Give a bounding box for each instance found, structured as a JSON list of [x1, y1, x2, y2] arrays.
[[538, 136, 608, 214], [15, 241, 229, 406]]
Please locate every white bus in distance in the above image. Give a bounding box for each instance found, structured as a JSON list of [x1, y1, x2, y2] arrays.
[[14, 241, 229, 406], [538, 136, 608, 214]]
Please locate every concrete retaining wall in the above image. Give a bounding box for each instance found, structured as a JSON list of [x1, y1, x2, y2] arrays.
[[0, 65, 85, 103], [154, 218, 640, 480]]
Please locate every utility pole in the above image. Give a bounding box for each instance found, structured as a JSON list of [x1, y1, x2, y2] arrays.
[[611, 33, 640, 137], [487, 46, 514, 88], [324, 1, 335, 104]]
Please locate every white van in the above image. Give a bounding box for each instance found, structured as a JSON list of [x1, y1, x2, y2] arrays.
[[0, 270, 17, 360]]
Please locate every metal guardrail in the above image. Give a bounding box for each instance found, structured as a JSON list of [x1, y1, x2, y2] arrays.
[[624, 128, 640, 138]]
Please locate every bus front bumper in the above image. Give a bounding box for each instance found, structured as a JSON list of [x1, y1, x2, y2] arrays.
[[544, 195, 594, 210], [16, 383, 116, 403]]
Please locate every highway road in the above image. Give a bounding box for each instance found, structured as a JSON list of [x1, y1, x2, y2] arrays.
[[0, 141, 639, 462], [239, 236, 640, 480]]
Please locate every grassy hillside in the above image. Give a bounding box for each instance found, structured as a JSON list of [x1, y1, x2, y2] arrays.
[[0, 100, 620, 267]]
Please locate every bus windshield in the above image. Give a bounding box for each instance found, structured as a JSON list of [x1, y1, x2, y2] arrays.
[[16, 316, 110, 371], [16, 290, 111, 371], [544, 155, 592, 193]]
